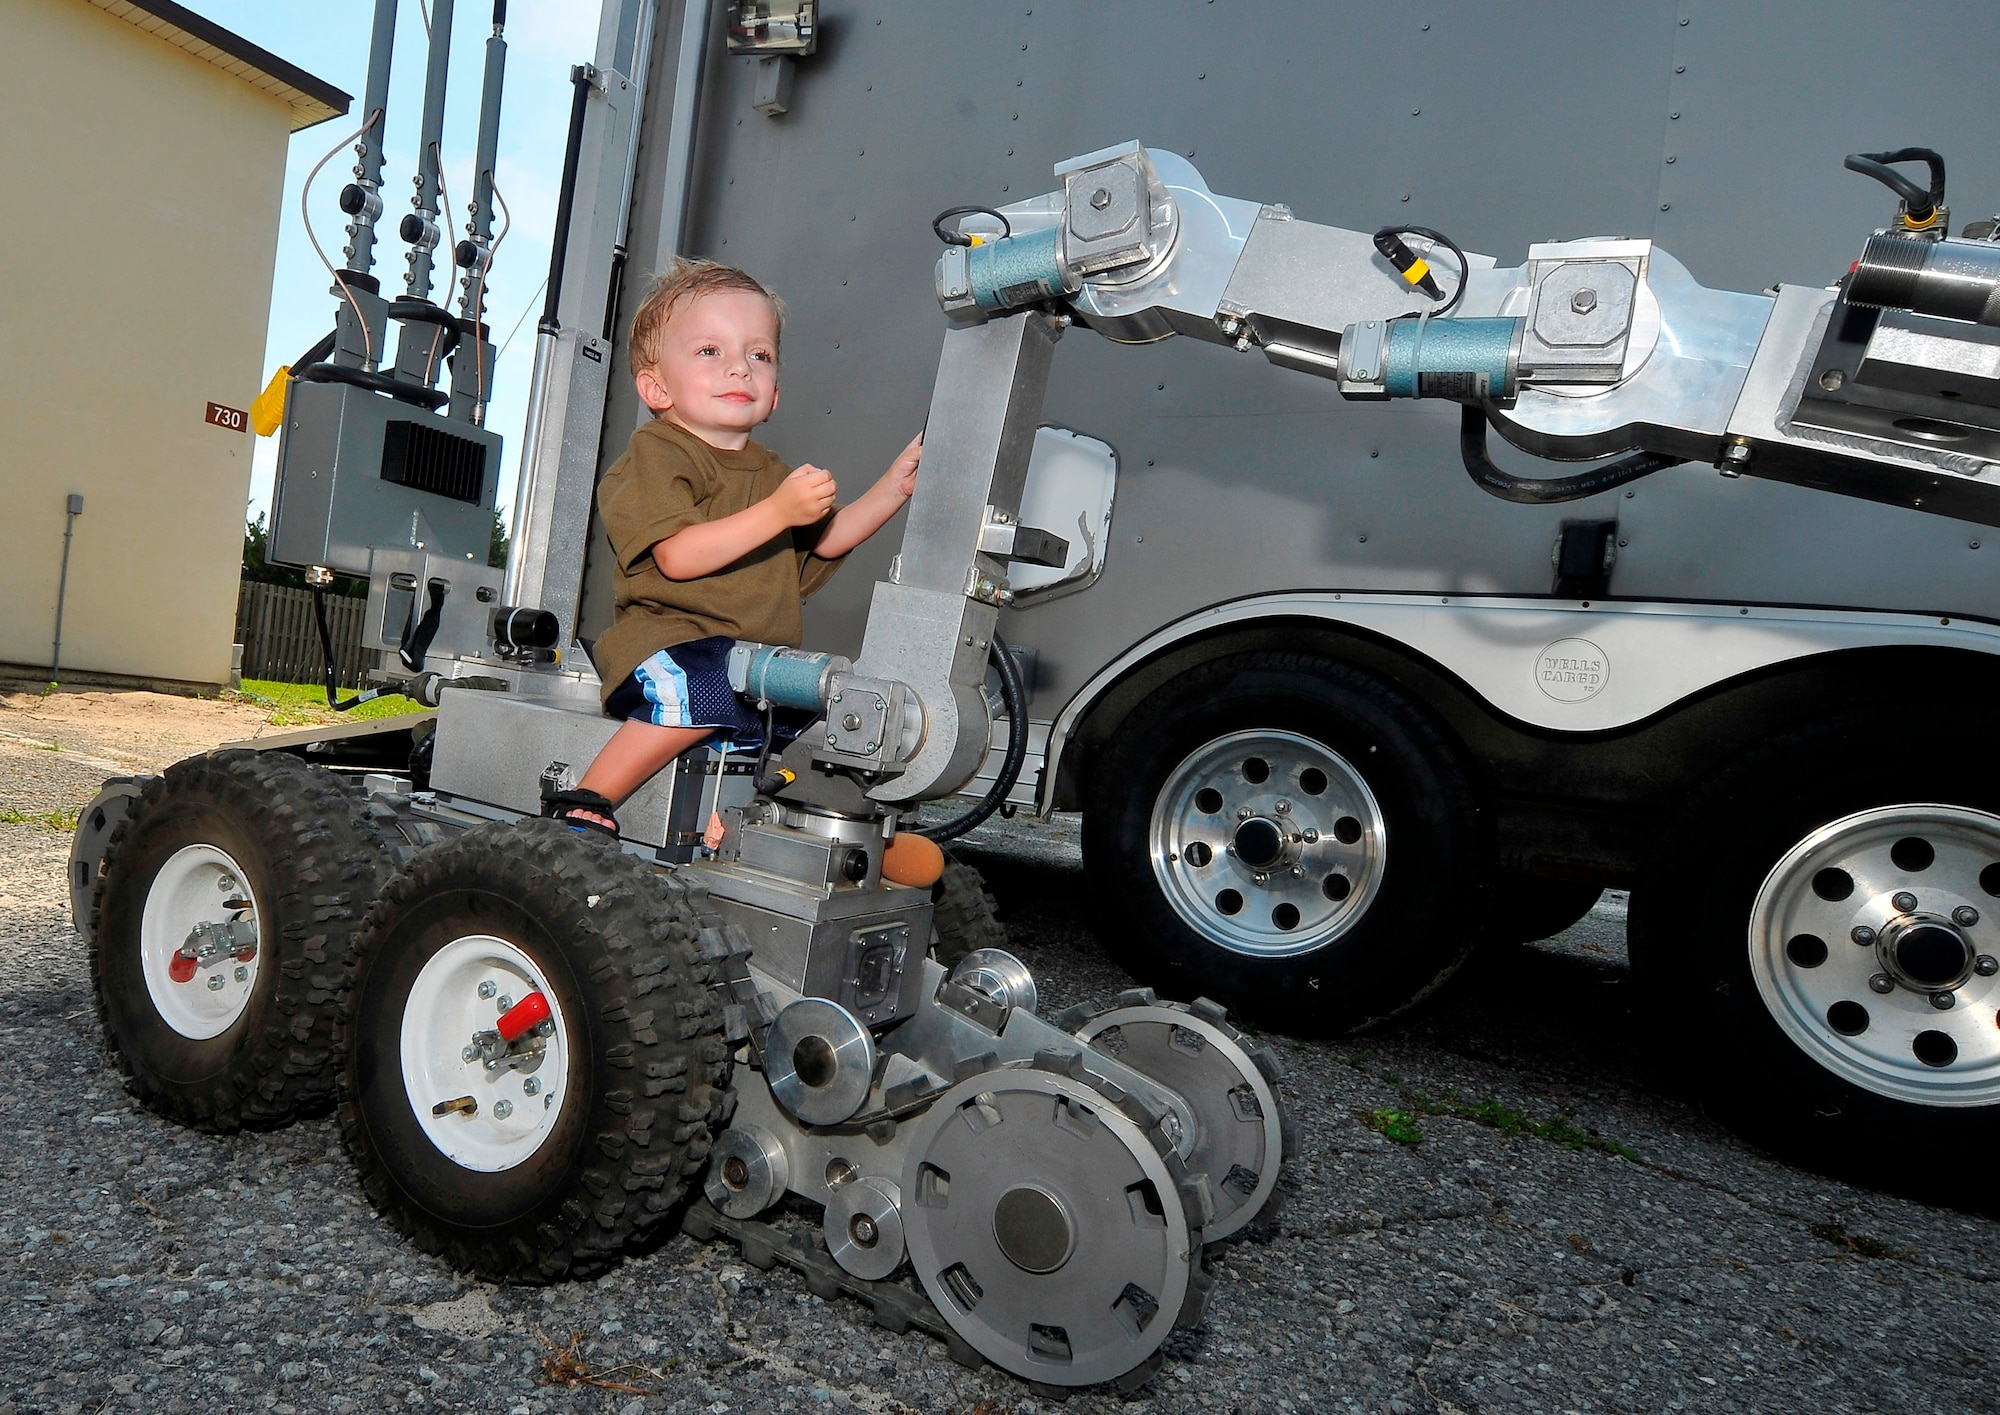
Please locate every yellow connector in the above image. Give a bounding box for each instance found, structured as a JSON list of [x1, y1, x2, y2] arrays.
[[249, 366, 290, 437]]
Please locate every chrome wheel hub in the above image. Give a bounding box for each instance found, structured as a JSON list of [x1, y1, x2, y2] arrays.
[[1149, 729, 1385, 958], [1749, 804, 2000, 1105]]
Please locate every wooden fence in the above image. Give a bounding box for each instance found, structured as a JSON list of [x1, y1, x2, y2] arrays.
[[234, 582, 373, 688]]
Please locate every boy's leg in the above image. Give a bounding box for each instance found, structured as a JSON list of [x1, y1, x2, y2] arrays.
[[561, 721, 714, 830]]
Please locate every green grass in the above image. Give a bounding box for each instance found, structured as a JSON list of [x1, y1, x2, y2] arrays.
[[0, 807, 81, 832], [234, 679, 424, 727], [1405, 1089, 1637, 1161], [1363, 1107, 1426, 1146]]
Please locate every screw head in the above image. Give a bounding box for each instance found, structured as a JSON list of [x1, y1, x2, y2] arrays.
[[851, 1215, 879, 1246], [1570, 288, 1599, 315], [523, 1077, 541, 1096], [842, 713, 863, 732], [217, 875, 237, 892], [1978, 955, 1999, 977], [493, 1099, 514, 1119], [497, 995, 513, 1012], [1931, 991, 1956, 1010], [544, 1093, 554, 1109], [478, 980, 496, 999], [1954, 906, 1980, 928], [1237, 807, 1252, 821], [1291, 866, 1306, 878], [1851, 925, 1878, 946], [1161, 1111, 1185, 1148], [1274, 800, 1291, 815], [1089, 186, 1112, 210], [462, 1044, 479, 1063], [1869, 973, 1896, 994], [233, 966, 249, 982], [1893, 891, 1919, 914], [206, 975, 225, 991], [1303, 828, 1320, 844]]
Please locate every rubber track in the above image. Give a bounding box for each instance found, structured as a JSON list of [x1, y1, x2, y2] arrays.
[[88, 749, 396, 1132], [929, 853, 1007, 966], [336, 820, 733, 1282]]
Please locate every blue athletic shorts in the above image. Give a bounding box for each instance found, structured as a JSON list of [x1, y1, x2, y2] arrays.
[[603, 635, 807, 752]]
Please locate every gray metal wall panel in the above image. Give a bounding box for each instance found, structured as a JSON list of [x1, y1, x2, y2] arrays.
[[583, 0, 2000, 713]]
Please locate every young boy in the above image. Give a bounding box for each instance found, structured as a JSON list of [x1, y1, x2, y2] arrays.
[[547, 258, 922, 835]]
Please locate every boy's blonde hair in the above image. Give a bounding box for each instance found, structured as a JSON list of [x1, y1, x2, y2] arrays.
[[627, 258, 785, 371]]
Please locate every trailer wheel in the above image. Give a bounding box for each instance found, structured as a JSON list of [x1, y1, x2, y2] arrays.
[[930, 854, 1006, 967], [1082, 652, 1484, 1035], [1487, 874, 1603, 945], [89, 750, 394, 1131], [1631, 715, 2000, 1172], [338, 819, 731, 1282]]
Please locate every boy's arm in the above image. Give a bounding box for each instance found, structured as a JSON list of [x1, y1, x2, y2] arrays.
[[811, 433, 923, 560], [653, 466, 837, 579]]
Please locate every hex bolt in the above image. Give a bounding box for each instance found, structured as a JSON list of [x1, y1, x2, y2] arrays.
[[1893, 891, 1919, 914], [493, 1099, 514, 1119], [1978, 956, 1999, 977], [1931, 992, 1956, 1010], [1570, 288, 1599, 315], [1090, 186, 1112, 210], [523, 1077, 542, 1096], [497, 995, 513, 1012], [1274, 800, 1291, 815], [851, 1215, 879, 1247], [1955, 906, 1980, 928], [478, 981, 497, 999], [1237, 807, 1253, 821], [206, 975, 225, 991], [1291, 866, 1306, 878], [842, 713, 863, 732], [1851, 924, 1878, 946], [1869, 973, 1896, 994], [233, 966, 249, 982], [1302, 828, 1320, 844]]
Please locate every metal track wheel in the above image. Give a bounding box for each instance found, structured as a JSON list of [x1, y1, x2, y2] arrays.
[[900, 1060, 1211, 1388], [339, 819, 731, 1281], [1064, 988, 1293, 1241]]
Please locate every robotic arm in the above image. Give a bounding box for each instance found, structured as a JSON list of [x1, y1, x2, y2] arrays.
[[754, 141, 2000, 807]]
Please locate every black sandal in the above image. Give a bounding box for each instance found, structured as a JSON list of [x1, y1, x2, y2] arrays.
[[542, 787, 620, 839]]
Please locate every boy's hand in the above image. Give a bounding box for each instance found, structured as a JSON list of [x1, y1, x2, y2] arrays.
[[888, 432, 922, 498], [771, 465, 838, 526]]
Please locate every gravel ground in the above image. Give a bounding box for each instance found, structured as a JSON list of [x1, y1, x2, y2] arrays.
[[5, 758, 2000, 1412]]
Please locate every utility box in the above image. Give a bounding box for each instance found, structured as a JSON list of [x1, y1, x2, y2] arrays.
[[0, 0, 346, 687]]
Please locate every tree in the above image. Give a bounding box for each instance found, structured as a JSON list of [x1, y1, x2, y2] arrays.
[[489, 504, 511, 569]]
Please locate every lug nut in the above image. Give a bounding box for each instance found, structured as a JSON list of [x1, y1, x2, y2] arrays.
[[523, 1077, 541, 1096], [1955, 906, 1980, 928], [493, 1099, 514, 1119], [1893, 891, 1919, 914], [1931, 992, 1956, 1010], [1977, 955, 1999, 977], [206, 975, 224, 991], [478, 981, 496, 999], [1851, 925, 1878, 946], [233, 966, 249, 982], [1869, 973, 1896, 994]]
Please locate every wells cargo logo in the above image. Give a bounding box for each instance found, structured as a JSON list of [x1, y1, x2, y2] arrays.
[[1535, 638, 1609, 703]]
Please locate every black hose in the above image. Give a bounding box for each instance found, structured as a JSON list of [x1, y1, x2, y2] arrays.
[[917, 634, 1028, 844], [1376, 224, 1471, 317], [293, 331, 336, 370], [296, 362, 450, 410], [932, 205, 1012, 246], [387, 299, 463, 360], [310, 586, 382, 711], [1844, 147, 1946, 222], [1459, 404, 1681, 505]]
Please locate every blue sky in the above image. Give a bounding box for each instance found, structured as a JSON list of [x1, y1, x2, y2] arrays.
[[184, 1, 595, 526]]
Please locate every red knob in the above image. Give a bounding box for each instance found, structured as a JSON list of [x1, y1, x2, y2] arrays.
[[495, 990, 552, 1043], [168, 951, 197, 984]]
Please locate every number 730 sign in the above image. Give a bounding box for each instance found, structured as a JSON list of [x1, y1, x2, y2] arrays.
[[205, 401, 248, 432]]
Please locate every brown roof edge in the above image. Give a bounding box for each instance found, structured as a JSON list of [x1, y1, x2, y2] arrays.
[[87, 0, 352, 132]]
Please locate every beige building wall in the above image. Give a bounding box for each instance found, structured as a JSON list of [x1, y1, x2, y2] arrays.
[[0, 0, 298, 686]]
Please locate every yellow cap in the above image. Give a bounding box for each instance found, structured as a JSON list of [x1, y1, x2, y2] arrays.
[[249, 366, 290, 437]]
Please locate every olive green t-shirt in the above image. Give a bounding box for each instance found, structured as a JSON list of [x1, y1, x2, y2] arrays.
[[593, 418, 844, 703]]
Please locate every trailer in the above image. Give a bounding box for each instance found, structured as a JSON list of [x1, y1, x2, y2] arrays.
[[64, 0, 2000, 1393]]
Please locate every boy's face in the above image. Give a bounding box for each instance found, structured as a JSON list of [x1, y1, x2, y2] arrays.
[[634, 289, 780, 449]]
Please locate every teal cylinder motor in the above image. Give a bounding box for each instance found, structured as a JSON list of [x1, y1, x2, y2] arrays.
[[968, 228, 1076, 311], [1382, 317, 1521, 400], [727, 643, 849, 710]]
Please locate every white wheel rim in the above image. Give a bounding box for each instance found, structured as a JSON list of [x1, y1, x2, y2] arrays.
[[140, 843, 262, 1040], [401, 935, 572, 1172], [1149, 728, 1386, 958], [1750, 803, 2000, 1107]]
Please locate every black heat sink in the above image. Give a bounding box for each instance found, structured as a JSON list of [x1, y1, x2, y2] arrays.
[[380, 420, 487, 504]]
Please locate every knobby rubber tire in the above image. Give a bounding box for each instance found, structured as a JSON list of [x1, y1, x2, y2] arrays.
[[89, 749, 396, 1131], [1629, 712, 2000, 1178], [1082, 652, 1487, 1036], [929, 853, 1007, 967], [337, 819, 732, 1282]]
